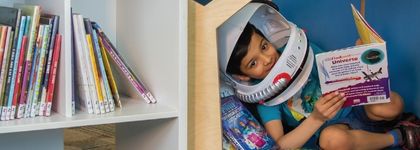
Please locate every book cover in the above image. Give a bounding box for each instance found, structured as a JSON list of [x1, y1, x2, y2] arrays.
[[351, 4, 384, 44], [316, 43, 390, 107], [221, 95, 277, 150], [315, 4, 390, 107], [222, 134, 236, 150]]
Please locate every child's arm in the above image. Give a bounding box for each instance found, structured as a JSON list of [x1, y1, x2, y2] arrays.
[[264, 92, 345, 149]]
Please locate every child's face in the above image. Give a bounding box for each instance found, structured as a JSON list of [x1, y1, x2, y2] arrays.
[[235, 31, 280, 81]]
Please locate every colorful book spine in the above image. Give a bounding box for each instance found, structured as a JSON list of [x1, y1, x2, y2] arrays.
[[12, 16, 28, 119], [31, 25, 50, 117], [25, 24, 43, 118], [17, 16, 31, 118], [97, 33, 121, 108], [20, 16, 34, 118], [0, 26, 7, 67], [87, 18, 114, 112], [39, 15, 59, 116], [45, 34, 61, 116], [85, 32, 106, 113], [93, 23, 156, 103], [0, 27, 7, 105], [0, 27, 13, 118], [83, 18, 109, 113], [3, 26, 12, 120]]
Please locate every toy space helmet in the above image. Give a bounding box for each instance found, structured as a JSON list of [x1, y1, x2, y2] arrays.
[[217, 2, 315, 106]]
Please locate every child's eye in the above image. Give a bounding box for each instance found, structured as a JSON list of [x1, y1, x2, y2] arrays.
[[249, 60, 257, 68], [261, 42, 268, 51]]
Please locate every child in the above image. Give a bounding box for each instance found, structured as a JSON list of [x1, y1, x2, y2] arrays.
[[225, 22, 419, 149]]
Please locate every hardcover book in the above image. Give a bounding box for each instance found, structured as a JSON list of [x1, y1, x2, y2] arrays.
[[316, 43, 390, 107], [315, 4, 390, 107], [221, 95, 277, 150]]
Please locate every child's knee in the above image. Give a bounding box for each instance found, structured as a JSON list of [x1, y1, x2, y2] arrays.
[[365, 92, 404, 121], [319, 126, 352, 150]]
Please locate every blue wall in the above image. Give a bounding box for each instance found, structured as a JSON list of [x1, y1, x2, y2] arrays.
[[272, 0, 420, 116]]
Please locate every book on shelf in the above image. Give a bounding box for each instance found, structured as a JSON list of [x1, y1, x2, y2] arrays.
[[39, 14, 60, 116], [0, 26, 13, 120], [72, 14, 94, 114], [87, 19, 115, 112], [221, 95, 278, 150], [45, 34, 61, 116], [71, 11, 157, 114], [0, 4, 62, 120], [92, 22, 156, 104], [2, 25, 14, 120], [96, 31, 121, 108], [315, 4, 390, 107]]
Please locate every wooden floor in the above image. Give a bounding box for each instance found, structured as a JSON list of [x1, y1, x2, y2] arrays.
[[64, 124, 115, 150]]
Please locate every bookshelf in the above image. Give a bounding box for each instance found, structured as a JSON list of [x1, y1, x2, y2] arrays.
[[0, 0, 187, 149]]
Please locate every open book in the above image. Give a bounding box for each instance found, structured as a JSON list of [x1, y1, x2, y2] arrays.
[[315, 4, 390, 107]]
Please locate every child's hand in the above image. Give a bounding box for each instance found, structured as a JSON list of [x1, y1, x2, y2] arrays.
[[311, 92, 346, 122]]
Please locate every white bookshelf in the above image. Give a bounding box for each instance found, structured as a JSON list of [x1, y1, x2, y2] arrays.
[[0, 0, 188, 149]]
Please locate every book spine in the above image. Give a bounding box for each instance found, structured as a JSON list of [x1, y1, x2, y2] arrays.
[[1, 28, 14, 120], [84, 18, 108, 113], [25, 24, 43, 118], [72, 14, 93, 114], [0, 26, 8, 113], [19, 16, 34, 118], [12, 36, 27, 119], [97, 33, 121, 108], [90, 23, 114, 112], [86, 34, 106, 113], [12, 16, 28, 119], [2, 27, 12, 120], [45, 34, 61, 116], [32, 25, 50, 117], [0, 26, 7, 67], [40, 15, 59, 116], [0, 28, 12, 118], [30, 24, 46, 117], [76, 15, 100, 114]]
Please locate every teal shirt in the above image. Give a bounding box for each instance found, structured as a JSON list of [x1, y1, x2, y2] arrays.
[[257, 43, 352, 148]]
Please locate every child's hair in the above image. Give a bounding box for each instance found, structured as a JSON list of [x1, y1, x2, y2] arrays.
[[226, 23, 268, 76]]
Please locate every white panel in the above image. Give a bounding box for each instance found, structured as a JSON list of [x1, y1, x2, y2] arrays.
[[178, 0, 188, 149], [0, 129, 63, 150], [116, 118, 179, 150], [0, 0, 24, 7], [116, 0, 181, 108], [71, 0, 116, 44]]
